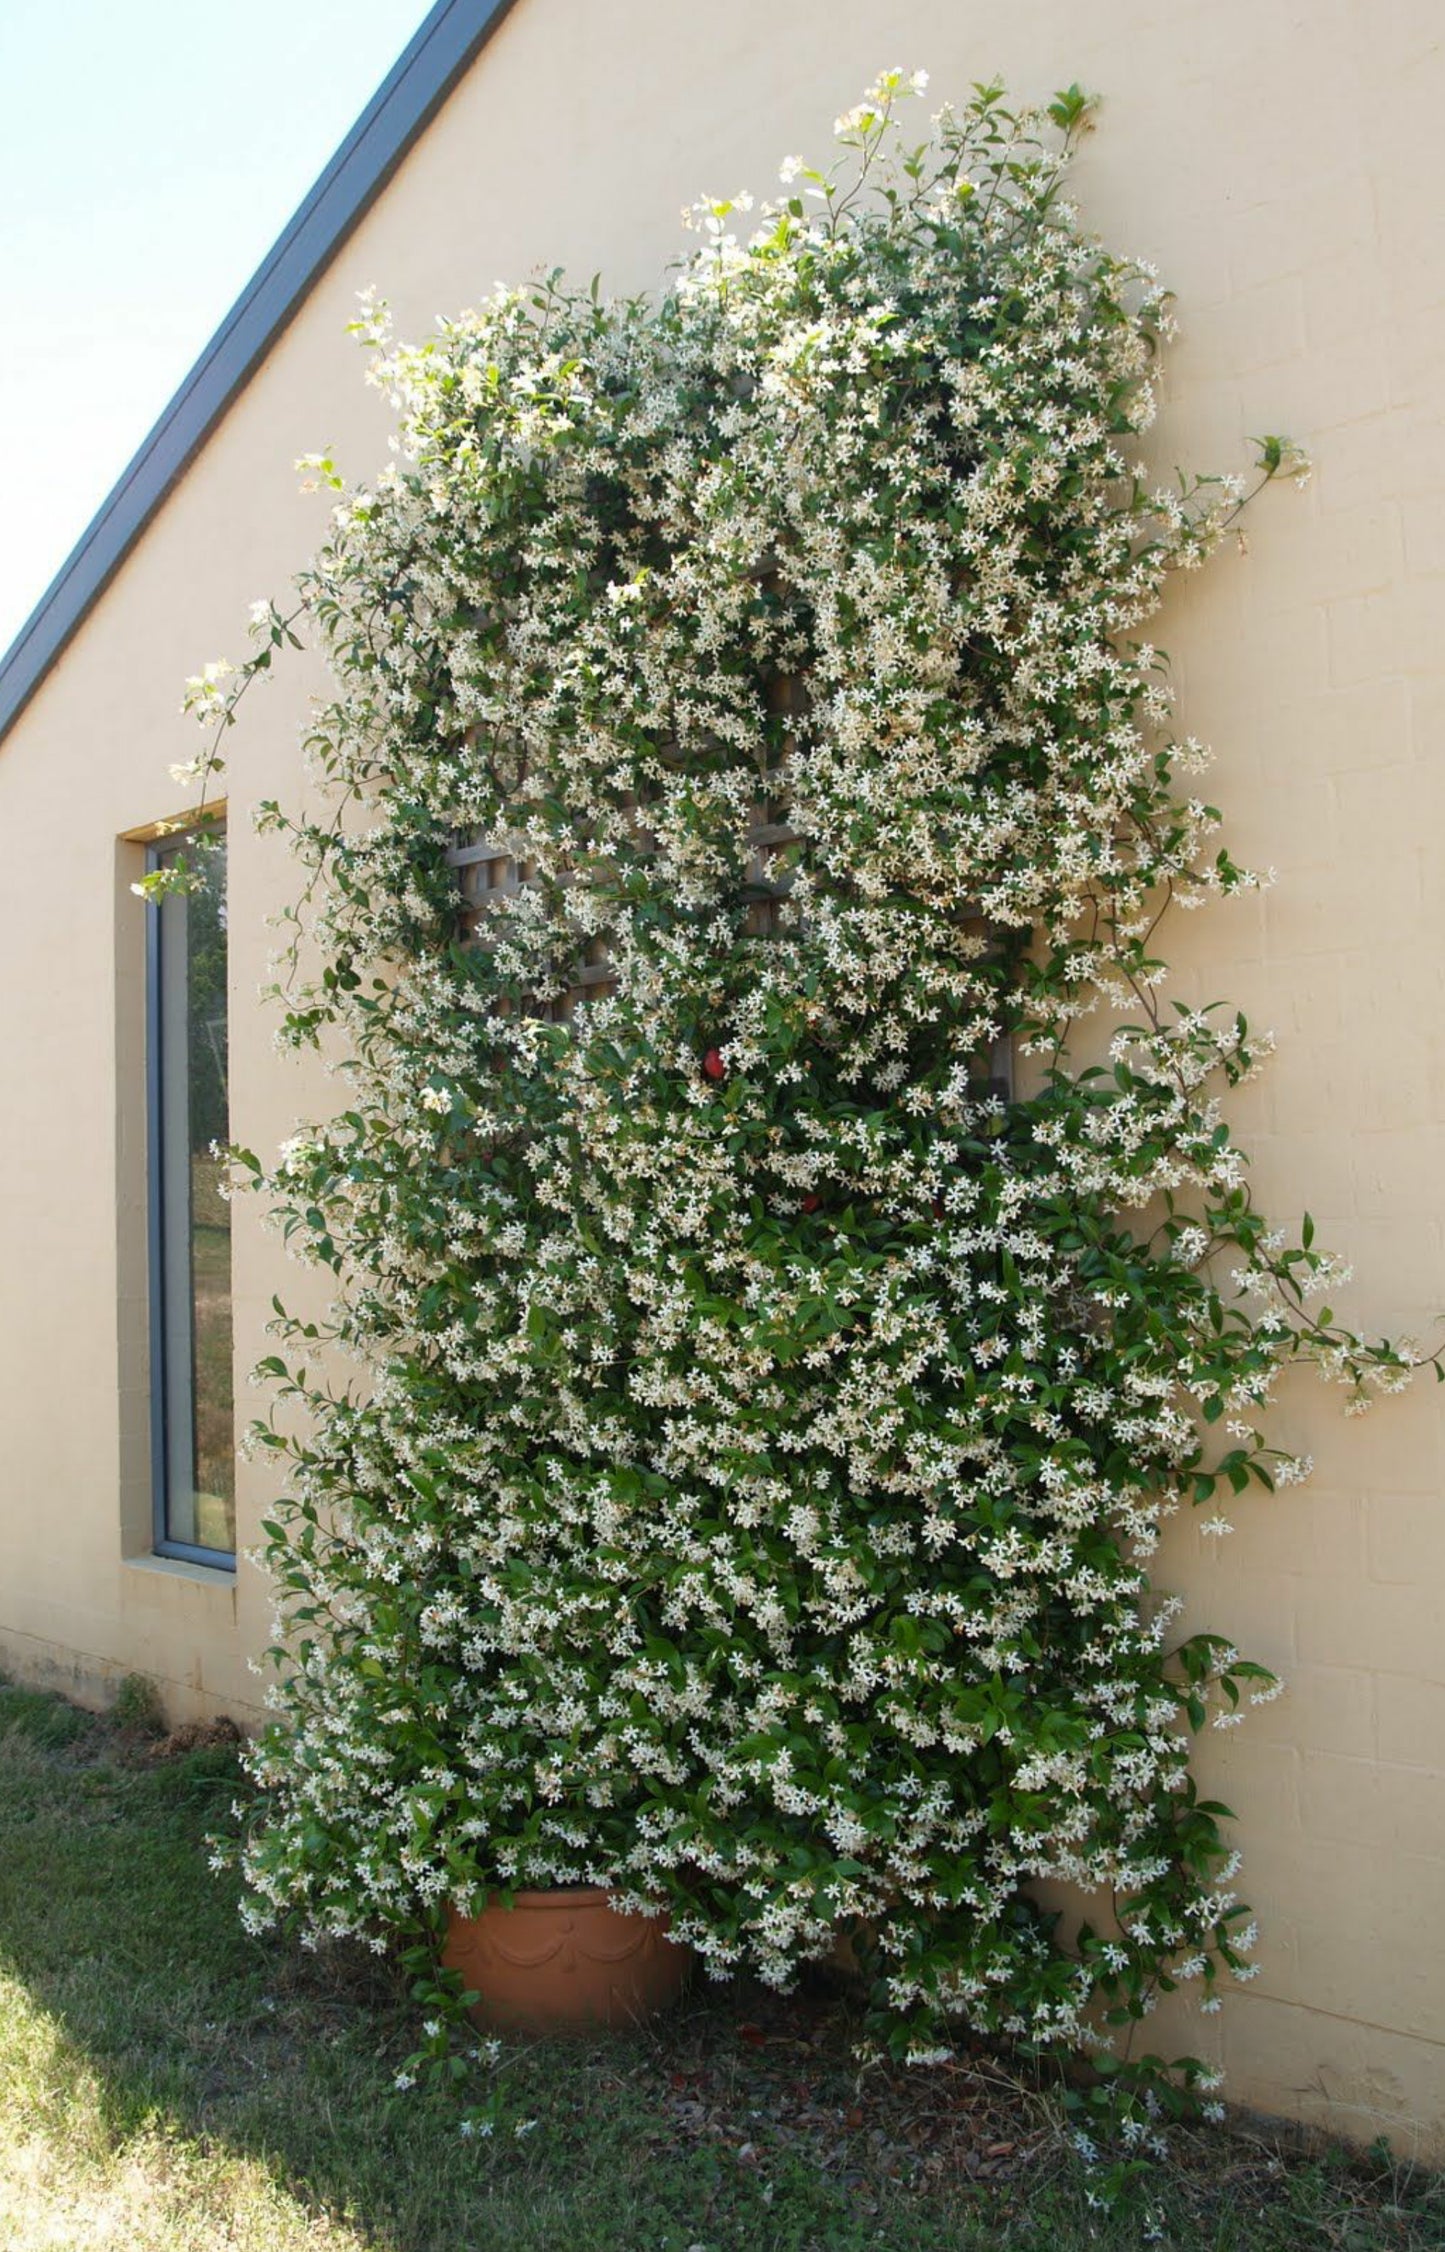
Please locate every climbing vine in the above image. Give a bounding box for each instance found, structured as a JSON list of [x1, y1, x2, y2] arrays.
[[168, 71, 1428, 2164]]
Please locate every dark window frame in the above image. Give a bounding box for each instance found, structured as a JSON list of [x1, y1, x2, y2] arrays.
[[145, 836, 236, 1570]]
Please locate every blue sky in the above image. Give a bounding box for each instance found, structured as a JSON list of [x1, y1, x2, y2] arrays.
[[0, 0, 434, 651]]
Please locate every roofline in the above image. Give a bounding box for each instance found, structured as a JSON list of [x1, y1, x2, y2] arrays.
[[0, 0, 520, 745]]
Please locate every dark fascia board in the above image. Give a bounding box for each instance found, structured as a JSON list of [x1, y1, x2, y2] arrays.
[[0, 0, 520, 746]]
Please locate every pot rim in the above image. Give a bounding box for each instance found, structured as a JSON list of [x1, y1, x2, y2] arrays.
[[451, 1885, 638, 1912]]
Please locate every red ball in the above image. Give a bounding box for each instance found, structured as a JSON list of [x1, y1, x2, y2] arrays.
[[702, 1048, 726, 1081]]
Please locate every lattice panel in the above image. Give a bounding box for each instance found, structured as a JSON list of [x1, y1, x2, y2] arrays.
[[444, 657, 1011, 1093], [445, 812, 803, 1017], [447, 834, 614, 1020]]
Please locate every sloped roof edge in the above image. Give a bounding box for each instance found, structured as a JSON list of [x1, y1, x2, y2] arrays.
[[0, 0, 520, 745]]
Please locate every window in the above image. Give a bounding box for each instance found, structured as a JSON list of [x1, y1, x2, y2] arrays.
[[146, 833, 235, 1564]]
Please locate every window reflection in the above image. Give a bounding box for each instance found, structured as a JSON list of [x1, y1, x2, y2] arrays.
[[153, 836, 234, 1558]]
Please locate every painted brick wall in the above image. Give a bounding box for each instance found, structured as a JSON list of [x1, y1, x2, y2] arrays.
[[0, 0, 1439, 2153]]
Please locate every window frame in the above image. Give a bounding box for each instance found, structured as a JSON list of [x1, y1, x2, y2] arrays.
[[145, 834, 236, 1571]]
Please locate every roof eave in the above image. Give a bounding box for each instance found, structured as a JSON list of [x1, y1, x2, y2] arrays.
[[0, 0, 519, 745]]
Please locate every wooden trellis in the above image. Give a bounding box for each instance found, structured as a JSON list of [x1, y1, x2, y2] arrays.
[[445, 833, 617, 1019], [445, 657, 1011, 1094], [444, 804, 803, 1019], [446, 817, 1013, 1098]]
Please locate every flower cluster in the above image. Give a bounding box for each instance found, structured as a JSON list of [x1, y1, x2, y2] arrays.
[[185, 73, 1425, 2129]]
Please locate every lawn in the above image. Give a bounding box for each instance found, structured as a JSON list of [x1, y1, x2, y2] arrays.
[[0, 1678, 1439, 2252]]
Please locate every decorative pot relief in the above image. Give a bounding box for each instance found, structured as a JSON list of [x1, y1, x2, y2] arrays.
[[442, 1887, 691, 2030]]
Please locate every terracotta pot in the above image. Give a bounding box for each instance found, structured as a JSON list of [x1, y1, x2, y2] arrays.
[[441, 1888, 691, 2031]]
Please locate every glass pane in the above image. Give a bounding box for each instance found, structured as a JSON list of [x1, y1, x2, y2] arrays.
[[157, 838, 233, 1555]]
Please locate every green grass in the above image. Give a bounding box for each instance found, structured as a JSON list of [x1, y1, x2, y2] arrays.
[[0, 1678, 1440, 2252]]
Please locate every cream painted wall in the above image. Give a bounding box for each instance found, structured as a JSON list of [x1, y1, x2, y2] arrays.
[[0, 0, 1440, 2156]]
